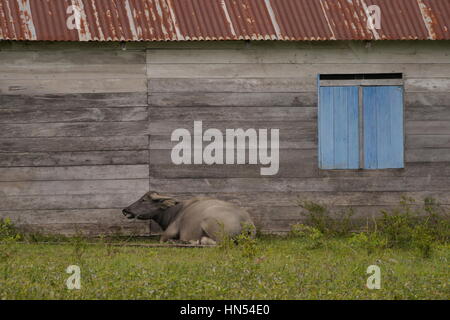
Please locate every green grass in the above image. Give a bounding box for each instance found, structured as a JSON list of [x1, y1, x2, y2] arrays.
[[1, 236, 448, 300]]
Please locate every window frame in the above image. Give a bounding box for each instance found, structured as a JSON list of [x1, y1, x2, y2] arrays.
[[317, 74, 405, 171]]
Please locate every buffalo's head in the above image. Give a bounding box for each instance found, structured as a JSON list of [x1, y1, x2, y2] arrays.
[[122, 191, 179, 220]]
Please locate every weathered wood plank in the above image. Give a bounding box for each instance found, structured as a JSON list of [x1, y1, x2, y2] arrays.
[[405, 135, 450, 149], [152, 163, 315, 179], [146, 63, 450, 79], [150, 133, 448, 160], [13, 222, 149, 236], [0, 122, 149, 138], [0, 136, 149, 152], [318, 162, 450, 177], [0, 79, 147, 95], [405, 79, 450, 93], [0, 193, 141, 210], [149, 148, 316, 164], [150, 48, 450, 64], [148, 121, 316, 136], [0, 208, 131, 224], [0, 151, 148, 167], [149, 92, 317, 107], [406, 107, 450, 121], [149, 177, 450, 193], [149, 160, 450, 179], [149, 149, 318, 178], [146, 42, 450, 64], [148, 78, 316, 93], [248, 205, 395, 221], [0, 165, 148, 181], [148, 106, 316, 121], [0, 92, 148, 109], [248, 204, 450, 229], [406, 149, 450, 162], [2, 222, 148, 236], [405, 92, 450, 107], [0, 50, 146, 65], [406, 121, 450, 135], [166, 191, 450, 207], [0, 107, 148, 123], [0, 179, 149, 196], [0, 64, 146, 80], [152, 78, 446, 98], [149, 134, 316, 150]]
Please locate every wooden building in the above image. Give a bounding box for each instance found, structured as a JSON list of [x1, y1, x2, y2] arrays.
[[0, 0, 449, 235]]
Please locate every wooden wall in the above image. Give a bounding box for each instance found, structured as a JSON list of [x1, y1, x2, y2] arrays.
[[1, 41, 449, 234], [0, 42, 150, 235]]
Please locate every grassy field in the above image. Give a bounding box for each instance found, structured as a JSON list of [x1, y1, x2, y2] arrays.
[[0, 236, 448, 300]]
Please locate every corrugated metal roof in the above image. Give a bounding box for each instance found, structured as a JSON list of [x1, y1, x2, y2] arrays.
[[0, 0, 448, 41]]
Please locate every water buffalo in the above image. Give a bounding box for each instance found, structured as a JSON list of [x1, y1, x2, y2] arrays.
[[122, 191, 255, 245]]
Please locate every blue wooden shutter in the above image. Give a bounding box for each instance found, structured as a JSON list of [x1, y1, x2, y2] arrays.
[[363, 86, 404, 169], [319, 86, 359, 169]]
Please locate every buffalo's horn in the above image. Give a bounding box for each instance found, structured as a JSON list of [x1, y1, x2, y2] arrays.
[[149, 192, 173, 201]]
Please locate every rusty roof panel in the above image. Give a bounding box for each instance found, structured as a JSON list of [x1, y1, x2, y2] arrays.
[[222, 0, 278, 40], [0, 0, 448, 41], [270, 0, 335, 40], [419, 0, 450, 39], [123, 0, 173, 41], [369, 0, 430, 40], [319, 0, 373, 40], [169, 0, 234, 40]]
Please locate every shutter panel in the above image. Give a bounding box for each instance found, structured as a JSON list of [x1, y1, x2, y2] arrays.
[[319, 86, 359, 169], [363, 86, 404, 169]]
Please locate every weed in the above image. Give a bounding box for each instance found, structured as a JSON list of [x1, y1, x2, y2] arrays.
[[348, 232, 387, 255], [412, 225, 434, 258], [216, 222, 235, 252], [235, 223, 258, 258], [0, 218, 22, 263], [297, 200, 355, 237], [69, 231, 88, 262], [297, 196, 449, 257], [0, 218, 21, 242], [289, 224, 324, 249], [217, 223, 258, 258], [377, 196, 449, 256], [23, 232, 69, 243]]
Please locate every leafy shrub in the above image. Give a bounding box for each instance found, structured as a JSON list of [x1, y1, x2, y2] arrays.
[[376, 196, 449, 256], [422, 197, 449, 243], [69, 231, 89, 262], [297, 200, 355, 236], [0, 218, 21, 242], [412, 225, 434, 258], [217, 223, 258, 258], [23, 232, 69, 243], [348, 232, 387, 255], [235, 223, 258, 258], [297, 197, 449, 257], [216, 222, 234, 251], [289, 224, 324, 249], [0, 218, 22, 263]]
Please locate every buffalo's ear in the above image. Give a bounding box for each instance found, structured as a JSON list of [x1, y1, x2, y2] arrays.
[[148, 192, 179, 210], [159, 199, 179, 210]]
